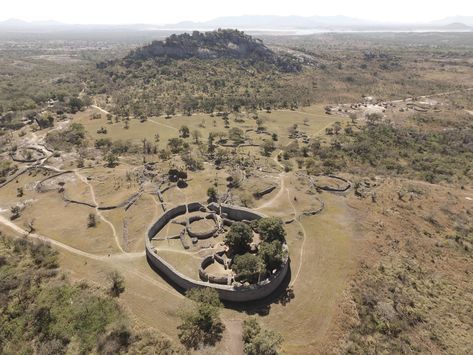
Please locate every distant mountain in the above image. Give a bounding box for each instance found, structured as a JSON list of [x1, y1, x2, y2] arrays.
[[431, 16, 473, 26], [171, 15, 375, 30], [0, 18, 64, 29], [441, 22, 472, 30], [1, 15, 472, 33]]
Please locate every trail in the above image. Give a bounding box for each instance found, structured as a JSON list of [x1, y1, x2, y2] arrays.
[[255, 173, 285, 211], [389, 87, 473, 104], [0, 214, 179, 297], [148, 117, 179, 131], [0, 214, 141, 261], [74, 171, 125, 253], [287, 189, 307, 287], [91, 104, 111, 116]]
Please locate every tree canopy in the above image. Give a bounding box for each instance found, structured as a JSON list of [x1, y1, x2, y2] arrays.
[[259, 240, 285, 272], [224, 222, 253, 253], [256, 217, 286, 242], [177, 288, 224, 349], [232, 253, 264, 283]]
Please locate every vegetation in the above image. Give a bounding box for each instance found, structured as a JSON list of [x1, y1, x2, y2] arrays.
[[232, 253, 264, 283], [0, 236, 179, 354], [258, 240, 285, 272], [242, 318, 282, 355], [46, 123, 86, 151], [255, 217, 286, 242], [177, 288, 224, 349], [224, 222, 253, 254], [311, 121, 473, 184]]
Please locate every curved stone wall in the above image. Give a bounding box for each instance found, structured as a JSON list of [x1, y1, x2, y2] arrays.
[[146, 202, 289, 302]]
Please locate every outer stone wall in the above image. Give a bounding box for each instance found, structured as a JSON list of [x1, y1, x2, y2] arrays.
[[146, 203, 289, 302]]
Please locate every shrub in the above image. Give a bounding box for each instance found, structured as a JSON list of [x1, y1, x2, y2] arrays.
[[108, 271, 125, 297]]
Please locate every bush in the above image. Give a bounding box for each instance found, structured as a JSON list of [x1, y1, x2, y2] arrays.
[[108, 271, 125, 297], [87, 213, 97, 228]]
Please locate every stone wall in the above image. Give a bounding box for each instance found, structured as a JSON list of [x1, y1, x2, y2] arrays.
[[146, 202, 289, 302]]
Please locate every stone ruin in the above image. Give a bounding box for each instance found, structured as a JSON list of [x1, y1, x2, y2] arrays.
[[145, 202, 289, 302]]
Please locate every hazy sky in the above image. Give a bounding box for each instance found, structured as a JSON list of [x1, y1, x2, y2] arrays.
[[1, 0, 472, 24]]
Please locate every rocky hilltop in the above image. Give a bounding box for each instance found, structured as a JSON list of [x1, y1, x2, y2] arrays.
[[120, 29, 301, 72]]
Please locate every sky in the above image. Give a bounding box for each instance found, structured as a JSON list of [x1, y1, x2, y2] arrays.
[[1, 0, 472, 25]]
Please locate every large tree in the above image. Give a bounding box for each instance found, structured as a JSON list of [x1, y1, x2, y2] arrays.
[[232, 253, 264, 283], [242, 318, 283, 355], [256, 217, 286, 242], [224, 222, 253, 254], [258, 240, 285, 272], [177, 288, 224, 349]]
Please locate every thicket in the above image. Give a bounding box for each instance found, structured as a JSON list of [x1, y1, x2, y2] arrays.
[[0, 234, 180, 355]]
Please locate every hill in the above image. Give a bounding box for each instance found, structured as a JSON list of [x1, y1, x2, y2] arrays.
[[90, 30, 309, 117], [119, 29, 301, 73]]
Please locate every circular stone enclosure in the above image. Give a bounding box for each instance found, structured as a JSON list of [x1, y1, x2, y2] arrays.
[[146, 202, 289, 302]]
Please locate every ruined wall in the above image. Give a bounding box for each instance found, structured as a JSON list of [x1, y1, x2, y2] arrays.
[[146, 203, 289, 302]]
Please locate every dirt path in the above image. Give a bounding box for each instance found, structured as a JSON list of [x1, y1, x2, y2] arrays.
[[148, 118, 179, 131], [91, 104, 111, 116], [287, 189, 307, 288], [219, 319, 244, 355], [0, 214, 183, 300], [74, 171, 125, 253], [0, 214, 140, 261], [255, 173, 285, 211]]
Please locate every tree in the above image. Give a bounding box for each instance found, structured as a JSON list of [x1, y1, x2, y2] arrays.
[[256, 217, 286, 242], [256, 118, 265, 132], [167, 138, 185, 154], [165, 104, 175, 118], [232, 253, 264, 283], [87, 213, 96, 228], [68, 97, 83, 113], [191, 130, 202, 144], [207, 186, 218, 202], [108, 271, 125, 297], [229, 127, 245, 144], [334, 121, 342, 135], [261, 140, 275, 157], [224, 222, 253, 254], [181, 95, 198, 116], [105, 153, 119, 168], [179, 125, 190, 138], [178, 288, 224, 349], [207, 132, 216, 154], [258, 240, 285, 272], [242, 318, 282, 355], [10, 206, 21, 220]]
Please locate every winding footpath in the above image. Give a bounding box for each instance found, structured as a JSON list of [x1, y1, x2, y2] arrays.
[[74, 171, 125, 253]]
